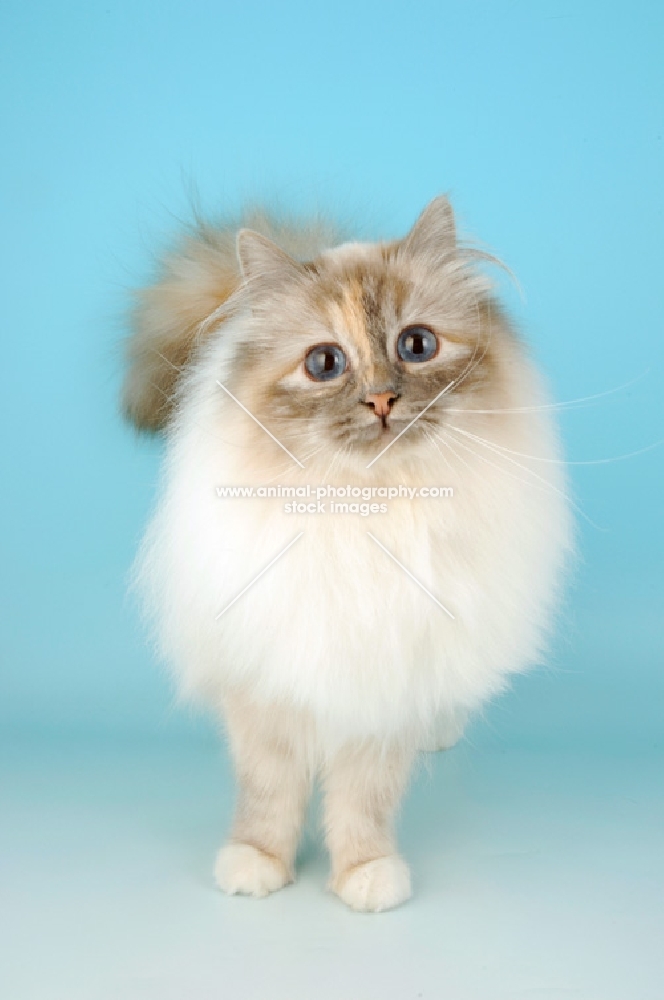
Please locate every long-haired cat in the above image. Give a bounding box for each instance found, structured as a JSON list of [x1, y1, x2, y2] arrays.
[[124, 196, 572, 911]]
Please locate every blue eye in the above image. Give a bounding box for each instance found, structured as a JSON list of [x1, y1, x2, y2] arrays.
[[397, 326, 438, 362], [304, 344, 347, 381]]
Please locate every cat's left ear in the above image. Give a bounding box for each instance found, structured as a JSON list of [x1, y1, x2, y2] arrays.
[[236, 229, 304, 283], [403, 195, 456, 261]]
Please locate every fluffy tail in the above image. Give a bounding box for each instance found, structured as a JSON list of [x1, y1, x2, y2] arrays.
[[122, 210, 341, 433]]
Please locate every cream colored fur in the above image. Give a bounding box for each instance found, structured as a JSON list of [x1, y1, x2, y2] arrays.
[[127, 197, 572, 911]]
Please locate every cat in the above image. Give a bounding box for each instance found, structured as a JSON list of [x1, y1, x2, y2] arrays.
[[123, 196, 572, 911]]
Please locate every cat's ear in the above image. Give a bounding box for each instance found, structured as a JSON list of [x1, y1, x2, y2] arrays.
[[403, 196, 456, 261], [236, 229, 304, 282]]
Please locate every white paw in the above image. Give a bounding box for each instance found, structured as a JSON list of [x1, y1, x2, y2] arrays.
[[332, 855, 412, 912], [214, 842, 291, 898]]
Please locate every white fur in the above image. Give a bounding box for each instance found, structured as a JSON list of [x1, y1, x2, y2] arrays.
[[135, 309, 572, 758], [331, 856, 412, 913], [214, 843, 291, 897]]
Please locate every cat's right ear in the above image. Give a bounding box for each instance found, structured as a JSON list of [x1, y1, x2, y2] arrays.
[[236, 229, 304, 283]]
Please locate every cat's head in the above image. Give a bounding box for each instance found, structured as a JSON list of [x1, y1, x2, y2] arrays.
[[124, 197, 513, 468], [223, 197, 506, 467]]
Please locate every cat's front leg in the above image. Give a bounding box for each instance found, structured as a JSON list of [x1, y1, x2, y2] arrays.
[[215, 692, 314, 899], [322, 738, 415, 913]]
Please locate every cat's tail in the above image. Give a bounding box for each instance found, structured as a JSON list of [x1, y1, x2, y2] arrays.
[[121, 210, 342, 433], [122, 222, 241, 433]]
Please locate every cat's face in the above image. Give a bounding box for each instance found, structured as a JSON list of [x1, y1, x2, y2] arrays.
[[226, 198, 504, 466]]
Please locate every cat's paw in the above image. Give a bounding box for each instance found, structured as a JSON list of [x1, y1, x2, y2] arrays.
[[214, 842, 292, 898], [331, 855, 412, 912]]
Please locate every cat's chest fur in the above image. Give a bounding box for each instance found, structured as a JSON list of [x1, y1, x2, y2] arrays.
[[140, 385, 566, 745]]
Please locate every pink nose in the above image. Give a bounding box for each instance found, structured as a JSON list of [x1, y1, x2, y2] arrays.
[[364, 392, 398, 418]]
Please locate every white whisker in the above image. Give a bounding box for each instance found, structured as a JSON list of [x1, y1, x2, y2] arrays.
[[447, 423, 664, 467], [423, 428, 456, 479], [442, 425, 604, 530], [430, 426, 486, 487], [438, 425, 567, 503], [443, 369, 651, 416]]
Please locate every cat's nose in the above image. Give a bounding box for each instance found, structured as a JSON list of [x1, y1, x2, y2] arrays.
[[364, 391, 399, 418]]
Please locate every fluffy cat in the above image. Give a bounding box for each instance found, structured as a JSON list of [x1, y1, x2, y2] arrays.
[[124, 196, 572, 911]]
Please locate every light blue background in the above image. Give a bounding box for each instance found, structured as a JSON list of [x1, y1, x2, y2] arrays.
[[1, 2, 662, 998]]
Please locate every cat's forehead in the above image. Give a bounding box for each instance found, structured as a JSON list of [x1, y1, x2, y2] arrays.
[[311, 240, 410, 351], [319, 240, 378, 267]]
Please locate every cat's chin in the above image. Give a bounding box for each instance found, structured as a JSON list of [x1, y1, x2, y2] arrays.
[[336, 419, 421, 452]]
